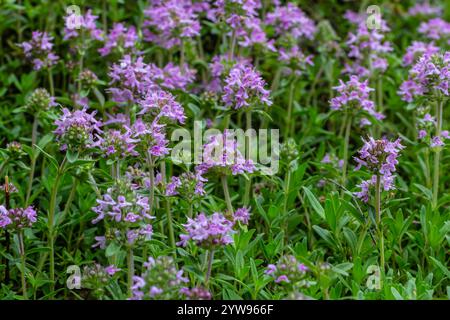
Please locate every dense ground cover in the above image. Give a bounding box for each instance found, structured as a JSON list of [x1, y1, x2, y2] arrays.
[[0, 0, 449, 300]]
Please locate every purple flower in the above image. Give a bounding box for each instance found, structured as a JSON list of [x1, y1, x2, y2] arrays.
[[266, 255, 309, 288], [177, 212, 235, 248], [92, 183, 154, 247], [53, 107, 102, 151], [418, 129, 427, 139], [138, 90, 186, 124], [131, 256, 189, 300], [234, 16, 275, 51], [131, 119, 170, 157], [402, 41, 439, 66], [108, 55, 157, 104], [330, 75, 384, 121], [149, 63, 196, 91], [99, 23, 138, 56], [233, 207, 251, 225], [0, 206, 12, 228], [93, 128, 139, 159], [19, 31, 59, 70], [222, 63, 272, 109], [180, 287, 212, 300], [408, 3, 442, 17], [0, 206, 37, 230], [344, 18, 392, 75], [165, 172, 206, 199], [400, 52, 450, 101], [354, 137, 404, 202], [92, 236, 106, 249], [64, 9, 103, 41], [265, 3, 316, 40], [431, 136, 444, 148], [105, 265, 121, 276], [196, 131, 255, 176], [418, 18, 450, 41], [278, 45, 314, 76], [143, 0, 200, 49]]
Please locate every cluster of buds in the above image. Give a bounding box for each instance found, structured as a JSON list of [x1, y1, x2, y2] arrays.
[[53, 107, 102, 152], [78, 69, 99, 89], [131, 256, 189, 300], [280, 138, 299, 167], [165, 172, 206, 201], [80, 263, 118, 299], [265, 255, 310, 290], [6, 141, 25, 159], [25, 88, 57, 114]]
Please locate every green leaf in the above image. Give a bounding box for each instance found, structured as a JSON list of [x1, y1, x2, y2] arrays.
[[303, 186, 325, 219], [391, 287, 404, 300], [66, 150, 79, 163], [105, 242, 122, 258], [429, 257, 450, 279], [413, 183, 432, 200]]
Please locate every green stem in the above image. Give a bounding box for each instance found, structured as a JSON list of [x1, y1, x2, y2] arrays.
[[166, 198, 176, 252], [341, 115, 352, 187], [59, 178, 78, 226], [180, 39, 185, 68], [424, 148, 431, 188], [19, 231, 28, 299], [48, 156, 66, 295], [432, 99, 443, 209], [285, 81, 295, 138], [221, 175, 233, 214], [102, 0, 107, 33], [127, 247, 134, 298], [147, 154, 155, 214], [26, 116, 39, 205], [48, 68, 54, 97], [205, 250, 215, 286], [283, 169, 292, 239], [375, 174, 385, 288], [188, 201, 193, 218], [377, 77, 383, 114], [160, 161, 176, 252], [243, 110, 252, 206], [228, 30, 236, 61]]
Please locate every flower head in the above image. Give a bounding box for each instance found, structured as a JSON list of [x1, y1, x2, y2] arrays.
[[92, 180, 154, 246], [64, 9, 103, 41], [354, 137, 404, 202], [25, 88, 57, 114], [177, 212, 235, 248], [143, 0, 200, 49], [53, 107, 102, 151], [418, 18, 450, 41], [265, 255, 309, 289], [99, 23, 138, 56], [400, 52, 450, 102], [166, 172, 206, 199], [19, 31, 59, 70], [196, 131, 255, 176], [222, 63, 272, 109], [131, 256, 189, 300], [330, 75, 384, 122], [0, 206, 37, 230]]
